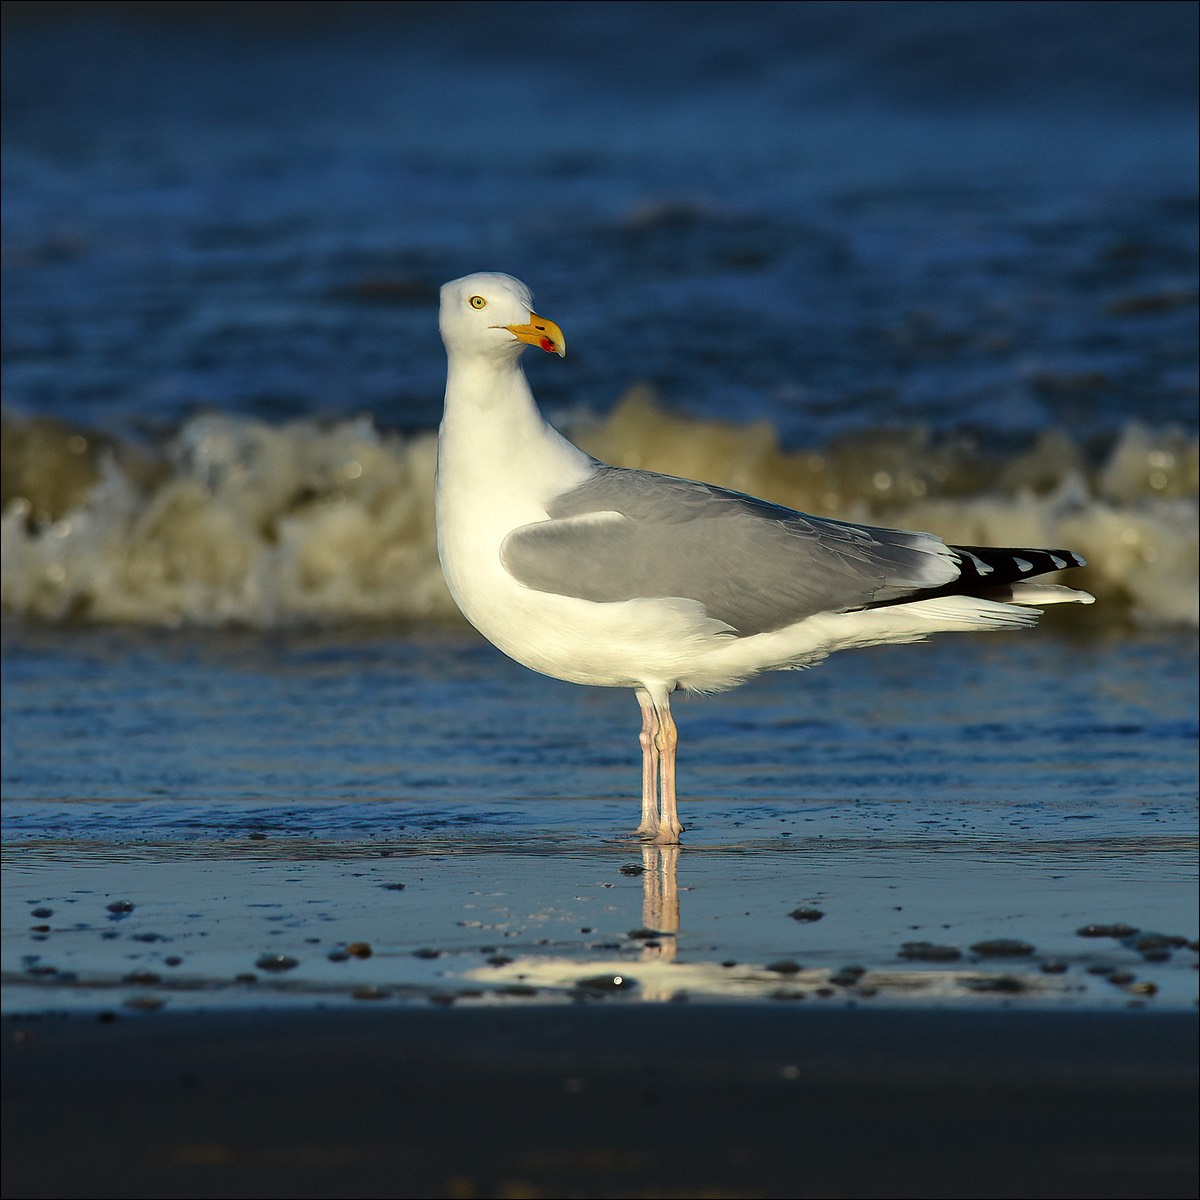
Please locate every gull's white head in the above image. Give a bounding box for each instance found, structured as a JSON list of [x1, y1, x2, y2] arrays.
[[439, 272, 566, 361]]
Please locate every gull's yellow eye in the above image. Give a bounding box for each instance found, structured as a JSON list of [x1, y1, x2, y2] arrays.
[[469, 295, 487, 310]]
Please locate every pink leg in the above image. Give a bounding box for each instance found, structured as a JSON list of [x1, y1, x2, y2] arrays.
[[635, 689, 659, 838], [652, 697, 683, 845]]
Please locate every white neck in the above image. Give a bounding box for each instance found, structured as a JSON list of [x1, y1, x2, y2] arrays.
[[437, 350, 593, 509]]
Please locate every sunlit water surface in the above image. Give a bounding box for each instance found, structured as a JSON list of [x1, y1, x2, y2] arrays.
[[3, 623, 1195, 1014]]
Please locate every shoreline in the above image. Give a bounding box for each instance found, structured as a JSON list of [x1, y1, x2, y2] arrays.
[[4, 1004, 1196, 1198]]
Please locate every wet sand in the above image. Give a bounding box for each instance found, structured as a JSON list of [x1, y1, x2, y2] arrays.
[[3, 1004, 1196, 1199]]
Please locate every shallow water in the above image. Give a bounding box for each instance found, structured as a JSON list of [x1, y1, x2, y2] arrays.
[[4, 622, 1196, 1013]]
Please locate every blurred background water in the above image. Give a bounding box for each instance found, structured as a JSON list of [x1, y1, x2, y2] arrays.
[[2, 1, 1196, 1011]]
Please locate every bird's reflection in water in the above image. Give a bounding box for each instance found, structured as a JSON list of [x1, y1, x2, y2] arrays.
[[462, 837, 1082, 1003], [639, 843, 679, 963]]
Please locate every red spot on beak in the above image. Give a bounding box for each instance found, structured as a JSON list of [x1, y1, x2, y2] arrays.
[[539, 337, 557, 353]]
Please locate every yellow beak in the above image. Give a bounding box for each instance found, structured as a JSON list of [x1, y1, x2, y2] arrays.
[[505, 312, 567, 358]]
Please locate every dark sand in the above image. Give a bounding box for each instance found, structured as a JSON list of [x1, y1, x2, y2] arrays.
[[3, 1004, 1196, 1199]]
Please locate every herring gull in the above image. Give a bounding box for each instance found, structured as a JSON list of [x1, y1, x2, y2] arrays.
[[435, 272, 1094, 844]]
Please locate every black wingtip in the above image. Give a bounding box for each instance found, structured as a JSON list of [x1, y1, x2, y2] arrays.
[[951, 545, 1088, 589]]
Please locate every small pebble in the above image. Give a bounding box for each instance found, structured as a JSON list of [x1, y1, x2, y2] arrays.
[[787, 907, 824, 923], [769, 988, 806, 1002], [1076, 923, 1138, 939], [970, 939, 1035, 958], [963, 975, 1025, 993], [829, 965, 866, 987], [254, 954, 299, 972], [765, 959, 802, 975], [899, 942, 961, 962], [575, 973, 636, 994]]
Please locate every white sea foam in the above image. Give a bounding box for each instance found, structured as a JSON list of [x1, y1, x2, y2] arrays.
[[2, 395, 1196, 629]]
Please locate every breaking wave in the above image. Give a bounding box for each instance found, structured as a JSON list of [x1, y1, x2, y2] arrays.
[[2, 391, 1196, 630]]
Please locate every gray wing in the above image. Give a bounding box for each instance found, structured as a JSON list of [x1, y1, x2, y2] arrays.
[[500, 466, 960, 636]]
